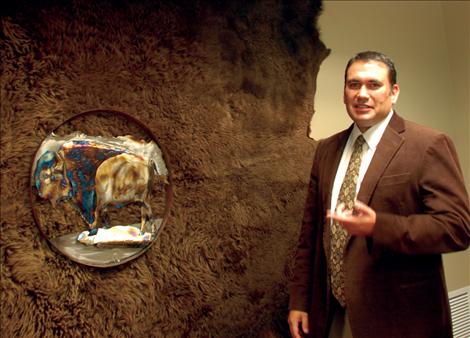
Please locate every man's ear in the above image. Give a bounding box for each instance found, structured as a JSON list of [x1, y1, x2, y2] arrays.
[[391, 84, 400, 104]]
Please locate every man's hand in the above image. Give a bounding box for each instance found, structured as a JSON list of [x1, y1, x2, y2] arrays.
[[288, 310, 309, 338], [327, 200, 376, 236]]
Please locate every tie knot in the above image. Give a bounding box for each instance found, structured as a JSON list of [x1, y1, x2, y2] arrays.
[[354, 135, 365, 151]]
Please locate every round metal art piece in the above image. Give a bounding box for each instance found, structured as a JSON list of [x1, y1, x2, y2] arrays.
[[30, 110, 173, 267]]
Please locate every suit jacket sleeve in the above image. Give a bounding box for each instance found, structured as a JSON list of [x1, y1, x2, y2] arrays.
[[372, 132, 470, 254], [289, 141, 323, 312]]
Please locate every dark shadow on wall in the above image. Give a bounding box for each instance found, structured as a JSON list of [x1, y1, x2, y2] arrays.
[[0, 0, 329, 336]]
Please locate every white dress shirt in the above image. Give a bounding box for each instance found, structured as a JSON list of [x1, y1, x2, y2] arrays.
[[330, 110, 394, 217]]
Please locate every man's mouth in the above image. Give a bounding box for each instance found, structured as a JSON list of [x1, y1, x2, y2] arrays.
[[354, 104, 373, 111]]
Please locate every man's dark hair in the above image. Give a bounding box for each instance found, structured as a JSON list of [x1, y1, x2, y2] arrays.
[[344, 51, 397, 86]]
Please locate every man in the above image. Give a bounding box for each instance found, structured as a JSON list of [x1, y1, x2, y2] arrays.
[[288, 51, 470, 338]]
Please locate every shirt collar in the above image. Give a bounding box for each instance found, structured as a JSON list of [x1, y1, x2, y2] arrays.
[[350, 110, 394, 150]]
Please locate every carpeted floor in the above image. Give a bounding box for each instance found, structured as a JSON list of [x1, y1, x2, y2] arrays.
[[0, 0, 329, 336]]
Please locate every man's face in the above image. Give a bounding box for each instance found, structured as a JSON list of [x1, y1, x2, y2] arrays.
[[343, 60, 400, 132]]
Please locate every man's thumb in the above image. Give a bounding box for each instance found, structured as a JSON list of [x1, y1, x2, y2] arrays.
[[302, 316, 309, 334]]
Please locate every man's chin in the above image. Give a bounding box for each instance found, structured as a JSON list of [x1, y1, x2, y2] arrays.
[[351, 113, 372, 122], [348, 109, 372, 120], [352, 117, 374, 131]]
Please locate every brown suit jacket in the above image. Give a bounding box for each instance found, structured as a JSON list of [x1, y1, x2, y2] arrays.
[[289, 113, 470, 338]]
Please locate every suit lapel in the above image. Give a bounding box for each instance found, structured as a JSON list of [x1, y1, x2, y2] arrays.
[[322, 127, 351, 264], [356, 113, 405, 204], [322, 128, 351, 211]]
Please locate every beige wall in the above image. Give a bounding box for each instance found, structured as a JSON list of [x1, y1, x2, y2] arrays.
[[313, 1, 470, 291]]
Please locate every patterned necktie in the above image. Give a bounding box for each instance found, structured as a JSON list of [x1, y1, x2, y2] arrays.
[[330, 135, 365, 307]]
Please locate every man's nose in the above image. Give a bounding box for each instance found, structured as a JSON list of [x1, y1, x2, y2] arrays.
[[357, 85, 369, 99]]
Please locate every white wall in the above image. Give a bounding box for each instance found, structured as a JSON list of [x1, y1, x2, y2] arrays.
[[312, 0, 470, 291]]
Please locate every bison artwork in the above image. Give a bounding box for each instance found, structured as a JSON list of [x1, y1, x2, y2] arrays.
[[32, 132, 169, 240]]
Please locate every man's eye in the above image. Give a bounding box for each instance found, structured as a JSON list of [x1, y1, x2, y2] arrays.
[[367, 82, 382, 89], [348, 82, 361, 89]]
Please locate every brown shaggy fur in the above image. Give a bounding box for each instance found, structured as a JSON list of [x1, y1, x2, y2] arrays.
[[0, 0, 329, 336]]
